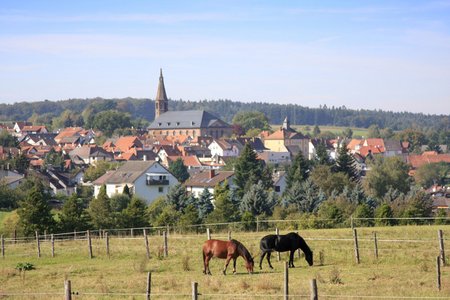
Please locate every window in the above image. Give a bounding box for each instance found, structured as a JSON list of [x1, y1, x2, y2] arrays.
[[158, 187, 164, 193], [176, 122, 180, 126], [167, 122, 171, 126], [275, 186, 281, 192], [158, 123, 162, 126]]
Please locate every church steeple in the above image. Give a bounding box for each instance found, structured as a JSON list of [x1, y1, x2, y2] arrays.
[[155, 68, 169, 119], [282, 116, 290, 130]]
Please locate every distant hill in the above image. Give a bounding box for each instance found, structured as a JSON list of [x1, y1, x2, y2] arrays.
[[0, 97, 448, 131]]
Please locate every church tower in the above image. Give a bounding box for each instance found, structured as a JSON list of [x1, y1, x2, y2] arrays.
[[155, 68, 169, 119]]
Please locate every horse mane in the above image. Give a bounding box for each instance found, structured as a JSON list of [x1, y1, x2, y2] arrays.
[[297, 234, 312, 256], [232, 239, 253, 262]]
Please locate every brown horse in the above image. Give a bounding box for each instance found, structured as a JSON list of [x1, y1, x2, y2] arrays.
[[202, 239, 254, 275]]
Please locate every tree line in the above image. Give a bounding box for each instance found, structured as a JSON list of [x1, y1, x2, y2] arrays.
[[1, 97, 448, 132]]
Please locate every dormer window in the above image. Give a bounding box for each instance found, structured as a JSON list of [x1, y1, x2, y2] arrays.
[[158, 123, 162, 127], [191, 121, 195, 126], [167, 122, 171, 126], [176, 122, 180, 126]]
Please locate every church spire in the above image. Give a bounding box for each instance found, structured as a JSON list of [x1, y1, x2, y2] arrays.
[[155, 68, 169, 119]]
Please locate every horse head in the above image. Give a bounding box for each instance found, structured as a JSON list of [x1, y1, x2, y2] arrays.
[[305, 250, 314, 266], [245, 256, 254, 274]]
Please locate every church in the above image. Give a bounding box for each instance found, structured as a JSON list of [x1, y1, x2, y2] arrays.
[[148, 70, 233, 139]]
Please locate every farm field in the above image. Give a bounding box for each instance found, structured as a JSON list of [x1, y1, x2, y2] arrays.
[[0, 225, 449, 299], [272, 124, 369, 138]]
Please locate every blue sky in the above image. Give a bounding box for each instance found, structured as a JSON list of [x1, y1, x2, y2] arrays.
[[0, 1, 449, 115]]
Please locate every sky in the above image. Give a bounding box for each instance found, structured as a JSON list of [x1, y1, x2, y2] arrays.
[[0, 1, 449, 115]]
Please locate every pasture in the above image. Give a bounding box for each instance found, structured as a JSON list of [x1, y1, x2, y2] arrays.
[[0, 225, 449, 299]]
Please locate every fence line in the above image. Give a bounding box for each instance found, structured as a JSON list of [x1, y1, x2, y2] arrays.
[[3, 216, 450, 241]]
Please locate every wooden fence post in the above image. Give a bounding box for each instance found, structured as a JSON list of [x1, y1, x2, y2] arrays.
[[146, 272, 151, 300], [51, 234, 55, 258], [437, 256, 441, 291], [105, 232, 110, 258], [13, 229, 16, 244], [144, 229, 150, 259], [131, 228, 134, 238], [64, 280, 72, 300], [256, 217, 259, 232], [438, 229, 446, 266], [228, 231, 231, 241], [73, 230, 77, 240], [192, 282, 198, 300], [284, 261, 289, 300], [163, 230, 168, 257], [373, 232, 378, 259], [353, 228, 360, 264], [1, 235, 4, 258], [206, 228, 211, 240], [310, 279, 318, 300], [36, 231, 41, 258], [87, 230, 93, 259], [276, 228, 281, 261]]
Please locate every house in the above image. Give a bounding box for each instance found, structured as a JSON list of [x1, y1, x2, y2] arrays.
[[0, 169, 24, 188], [384, 139, 405, 157], [272, 170, 287, 196], [208, 139, 242, 158], [22, 133, 57, 146], [407, 152, 450, 176], [155, 145, 182, 167], [92, 160, 179, 205], [184, 169, 235, 199], [55, 127, 96, 145], [13, 121, 32, 133], [31, 168, 77, 196], [147, 70, 233, 139], [68, 145, 114, 166], [263, 117, 309, 158]]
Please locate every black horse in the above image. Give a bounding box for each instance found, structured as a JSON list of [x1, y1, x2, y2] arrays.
[[259, 232, 313, 269]]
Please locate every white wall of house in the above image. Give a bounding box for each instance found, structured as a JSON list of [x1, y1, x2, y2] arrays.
[[208, 141, 239, 157], [93, 163, 179, 205]]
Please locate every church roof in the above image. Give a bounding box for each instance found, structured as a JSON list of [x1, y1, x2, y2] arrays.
[[148, 110, 231, 130]]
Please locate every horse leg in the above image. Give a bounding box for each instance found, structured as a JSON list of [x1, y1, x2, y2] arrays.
[[205, 255, 212, 275], [289, 250, 295, 268], [259, 252, 266, 270], [232, 258, 237, 274], [267, 252, 274, 269], [223, 255, 232, 275]]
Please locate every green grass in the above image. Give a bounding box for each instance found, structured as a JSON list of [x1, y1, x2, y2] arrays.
[[0, 225, 449, 299], [272, 124, 369, 138]]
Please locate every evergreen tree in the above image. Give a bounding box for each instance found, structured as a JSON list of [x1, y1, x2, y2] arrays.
[[165, 183, 188, 211], [334, 141, 358, 181], [374, 203, 395, 226], [178, 204, 200, 227], [315, 140, 331, 165], [169, 158, 190, 183], [286, 151, 310, 189], [59, 193, 90, 232], [88, 185, 113, 229], [313, 125, 321, 136], [197, 188, 214, 220], [13, 152, 29, 174], [17, 181, 55, 236], [206, 181, 237, 223], [123, 184, 132, 197], [233, 143, 263, 198], [121, 196, 149, 228], [353, 203, 374, 227], [283, 179, 326, 213], [240, 181, 277, 216], [110, 194, 131, 212]]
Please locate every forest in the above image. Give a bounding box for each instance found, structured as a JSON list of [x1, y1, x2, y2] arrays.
[[0, 97, 448, 131]]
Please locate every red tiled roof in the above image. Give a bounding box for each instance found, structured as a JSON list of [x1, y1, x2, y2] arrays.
[[408, 152, 450, 169], [184, 170, 234, 188], [167, 155, 202, 167], [114, 136, 143, 153]]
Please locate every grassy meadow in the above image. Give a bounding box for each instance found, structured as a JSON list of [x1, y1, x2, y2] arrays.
[[0, 225, 449, 299]]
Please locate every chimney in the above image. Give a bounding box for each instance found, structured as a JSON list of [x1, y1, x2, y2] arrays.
[[209, 169, 215, 179]]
